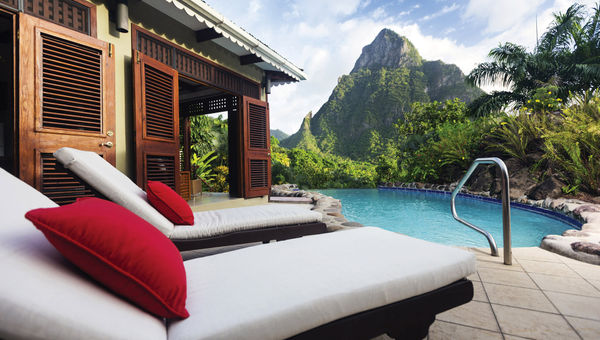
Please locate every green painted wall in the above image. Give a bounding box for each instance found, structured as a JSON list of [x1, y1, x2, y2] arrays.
[[91, 0, 264, 177]]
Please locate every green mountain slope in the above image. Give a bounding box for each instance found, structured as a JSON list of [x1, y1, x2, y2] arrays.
[[285, 28, 483, 160], [270, 129, 289, 142], [280, 112, 320, 152]]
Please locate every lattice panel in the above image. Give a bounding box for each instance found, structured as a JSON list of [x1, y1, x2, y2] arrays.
[[41, 33, 103, 132], [146, 155, 176, 190], [138, 32, 173, 66], [25, 0, 91, 35], [40, 153, 96, 205], [0, 0, 18, 10], [249, 159, 268, 188], [248, 103, 267, 149], [179, 171, 191, 200], [181, 94, 236, 117], [144, 64, 174, 140]]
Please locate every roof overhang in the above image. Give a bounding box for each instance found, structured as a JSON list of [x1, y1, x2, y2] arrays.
[[141, 0, 307, 85]]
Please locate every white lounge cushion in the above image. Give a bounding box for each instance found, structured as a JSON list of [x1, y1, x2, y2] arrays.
[[53, 147, 174, 235], [0, 168, 166, 340], [168, 227, 476, 340], [170, 204, 323, 239]]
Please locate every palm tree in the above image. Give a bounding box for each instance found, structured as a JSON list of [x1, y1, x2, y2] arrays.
[[467, 3, 600, 116]]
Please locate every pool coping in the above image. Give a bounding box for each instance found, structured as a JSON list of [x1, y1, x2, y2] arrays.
[[377, 186, 583, 229]]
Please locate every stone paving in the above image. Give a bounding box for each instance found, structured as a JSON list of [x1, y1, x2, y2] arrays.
[[424, 247, 600, 340]]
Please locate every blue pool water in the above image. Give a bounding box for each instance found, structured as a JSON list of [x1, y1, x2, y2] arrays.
[[317, 188, 577, 248]]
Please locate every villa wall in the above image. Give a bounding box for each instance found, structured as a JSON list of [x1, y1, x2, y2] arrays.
[[90, 0, 264, 177]]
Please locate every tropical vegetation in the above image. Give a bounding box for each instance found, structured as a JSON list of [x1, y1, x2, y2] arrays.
[[187, 3, 600, 197], [467, 3, 600, 116]]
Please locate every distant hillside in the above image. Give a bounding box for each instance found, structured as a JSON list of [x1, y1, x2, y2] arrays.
[[280, 112, 320, 152], [284, 28, 483, 160], [270, 129, 289, 141]]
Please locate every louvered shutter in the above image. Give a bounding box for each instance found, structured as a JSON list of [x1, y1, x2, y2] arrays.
[[133, 51, 180, 192], [18, 14, 115, 203], [40, 33, 103, 132], [242, 96, 271, 197]]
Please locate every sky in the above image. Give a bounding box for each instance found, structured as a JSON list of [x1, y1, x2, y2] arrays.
[[205, 0, 596, 135]]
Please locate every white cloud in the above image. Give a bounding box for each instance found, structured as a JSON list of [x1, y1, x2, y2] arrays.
[[421, 3, 459, 21], [464, 0, 545, 34], [248, 0, 261, 14], [205, 0, 599, 134]]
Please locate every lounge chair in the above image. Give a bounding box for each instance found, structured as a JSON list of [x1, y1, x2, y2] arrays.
[[52, 147, 326, 250], [0, 167, 475, 339]]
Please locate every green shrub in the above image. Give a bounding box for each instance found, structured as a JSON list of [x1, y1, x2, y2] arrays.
[[485, 112, 550, 164], [543, 92, 600, 195]]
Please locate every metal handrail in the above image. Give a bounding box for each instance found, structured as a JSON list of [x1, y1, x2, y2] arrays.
[[451, 157, 512, 265]]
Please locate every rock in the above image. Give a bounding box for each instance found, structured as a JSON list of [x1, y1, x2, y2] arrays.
[[571, 241, 600, 256], [527, 176, 564, 200], [541, 235, 600, 265], [562, 230, 590, 237], [327, 212, 344, 217], [574, 205, 600, 214], [341, 221, 364, 227], [468, 166, 493, 192], [582, 223, 600, 233]]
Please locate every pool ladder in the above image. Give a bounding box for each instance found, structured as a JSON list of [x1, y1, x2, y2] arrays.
[[451, 157, 512, 265]]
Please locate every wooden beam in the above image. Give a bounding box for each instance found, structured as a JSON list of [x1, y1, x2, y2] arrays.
[[240, 54, 263, 65], [196, 27, 222, 42]]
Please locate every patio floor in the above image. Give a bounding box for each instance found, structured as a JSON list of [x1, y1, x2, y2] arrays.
[[183, 243, 600, 339], [424, 246, 600, 340]]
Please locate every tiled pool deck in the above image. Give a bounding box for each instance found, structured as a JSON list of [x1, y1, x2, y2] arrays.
[[183, 244, 600, 339], [427, 246, 600, 340]]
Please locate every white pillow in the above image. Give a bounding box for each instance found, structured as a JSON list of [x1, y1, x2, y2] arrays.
[[53, 147, 174, 236], [0, 168, 166, 340]]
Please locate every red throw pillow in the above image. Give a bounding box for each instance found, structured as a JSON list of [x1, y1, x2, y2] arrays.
[[25, 198, 189, 319], [147, 181, 194, 225]]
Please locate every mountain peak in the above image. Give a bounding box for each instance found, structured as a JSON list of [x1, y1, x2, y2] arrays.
[[351, 29, 422, 73]]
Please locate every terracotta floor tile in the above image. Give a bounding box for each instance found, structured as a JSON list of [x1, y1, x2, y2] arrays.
[[477, 267, 537, 289], [518, 259, 579, 277], [428, 320, 502, 340], [566, 316, 600, 340], [436, 300, 499, 332], [530, 272, 600, 297], [483, 282, 557, 313], [492, 304, 579, 339], [545, 291, 600, 321]]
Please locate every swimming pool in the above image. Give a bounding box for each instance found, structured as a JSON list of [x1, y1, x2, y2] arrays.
[[317, 188, 579, 248]]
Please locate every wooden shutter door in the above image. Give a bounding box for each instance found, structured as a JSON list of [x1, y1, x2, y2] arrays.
[[242, 96, 271, 198], [18, 14, 115, 204], [133, 51, 180, 192]]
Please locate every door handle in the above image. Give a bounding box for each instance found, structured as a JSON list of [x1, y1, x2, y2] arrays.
[[101, 141, 114, 148]]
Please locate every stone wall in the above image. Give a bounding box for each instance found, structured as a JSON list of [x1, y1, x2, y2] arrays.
[[271, 184, 364, 231]]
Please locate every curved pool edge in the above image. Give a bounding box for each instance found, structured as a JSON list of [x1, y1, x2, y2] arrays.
[[378, 186, 583, 229]]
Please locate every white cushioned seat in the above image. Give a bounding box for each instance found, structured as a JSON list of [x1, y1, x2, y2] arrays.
[[53, 147, 174, 235], [170, 204, 322, 239], [0, 168, 166, 340], [167, 227, 476, 340], [54, 147, 323, 240]]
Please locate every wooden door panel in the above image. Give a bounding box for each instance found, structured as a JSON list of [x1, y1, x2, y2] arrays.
[[19, 13, 115, 202], [242, 96, 270, 197], [133, 51, 180, 191]]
